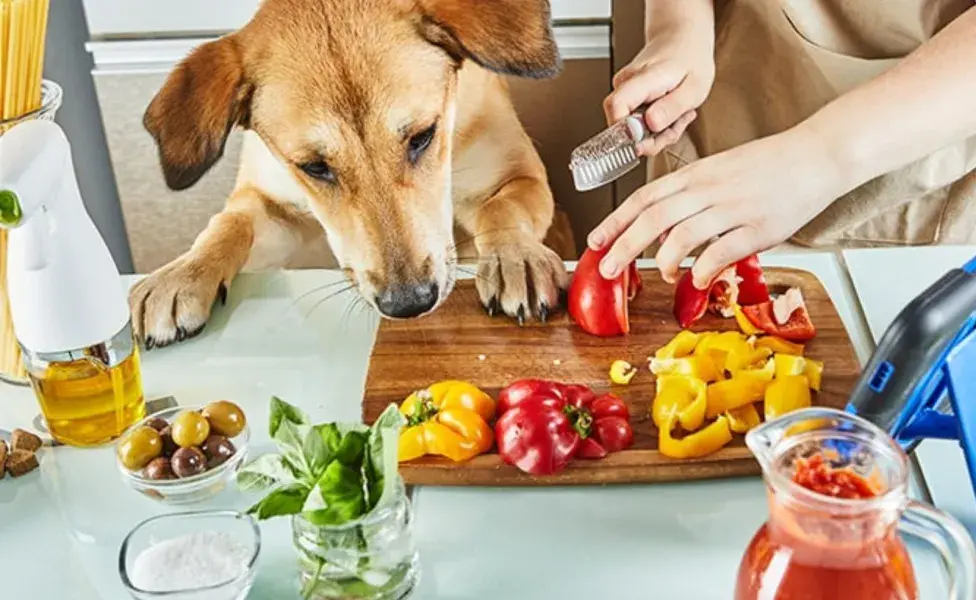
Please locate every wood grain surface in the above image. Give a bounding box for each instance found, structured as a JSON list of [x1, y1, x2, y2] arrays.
[[363, 268, 860, 486]]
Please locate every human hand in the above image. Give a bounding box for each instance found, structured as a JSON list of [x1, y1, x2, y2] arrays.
[[587, 127, 847, 289], [604, 2, 716, 156]]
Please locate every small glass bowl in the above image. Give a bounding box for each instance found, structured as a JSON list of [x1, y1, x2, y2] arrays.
[[119, 510, 260, 600], [116, 405, 250, 504]]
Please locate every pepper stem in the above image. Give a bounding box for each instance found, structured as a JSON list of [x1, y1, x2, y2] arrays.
[[563, 405, 593, 439]]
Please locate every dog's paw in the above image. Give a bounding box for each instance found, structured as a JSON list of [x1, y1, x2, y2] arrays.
[[128, 257, 231, 349], [475, 241, 570, 324]]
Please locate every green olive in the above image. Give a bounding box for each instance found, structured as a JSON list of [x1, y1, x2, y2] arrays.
[[117, 426, 163, 470], [202, 401, 247, 438], [171, 410, 211, 448]]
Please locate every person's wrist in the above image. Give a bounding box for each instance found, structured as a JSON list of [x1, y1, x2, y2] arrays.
[[790, 116, 866, 201]]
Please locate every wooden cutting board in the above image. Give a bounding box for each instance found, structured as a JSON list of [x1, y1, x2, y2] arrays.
[[362, 268, 860, 486]]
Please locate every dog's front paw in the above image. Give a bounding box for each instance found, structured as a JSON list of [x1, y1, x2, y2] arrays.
[[475, 241, 570, 324], [128, 256, 231, 349]]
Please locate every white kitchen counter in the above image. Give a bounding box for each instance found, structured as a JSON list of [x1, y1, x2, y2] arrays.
[[844, 246, 976, 536], [0, 253, 953, 599]]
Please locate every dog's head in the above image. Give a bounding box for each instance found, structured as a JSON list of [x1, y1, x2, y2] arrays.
[[144, 0, 560, 318]]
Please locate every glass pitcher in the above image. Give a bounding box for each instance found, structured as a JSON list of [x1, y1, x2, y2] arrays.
[[737, 407, 976, 600]]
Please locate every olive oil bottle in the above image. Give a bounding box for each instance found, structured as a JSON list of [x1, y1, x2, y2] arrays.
[[0, 121, 146, 446]]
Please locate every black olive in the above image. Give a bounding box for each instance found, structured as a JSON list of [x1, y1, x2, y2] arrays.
[[171, 447, 207, 478], [146, 417, 170, 432], [202, 435, 236, 469], [144, 457, 175, 480], [159, 425, 179, 458]]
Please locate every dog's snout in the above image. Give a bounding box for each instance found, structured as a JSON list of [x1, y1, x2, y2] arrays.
[[375, 281, 439, 318]]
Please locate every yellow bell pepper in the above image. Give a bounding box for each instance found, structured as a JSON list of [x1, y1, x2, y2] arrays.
[[734, 304, 763, 336], [804, 359, 824, 392], [398, 381, 495, 463], [655, 330, 701, 359], [609, 360, 638, 385], [738, 357, 775, 383], [659, 414, 734, 459], [653, 375, 707, 431], [764, 375, 812, 421], [726, 346, 773, 375], [706, 376, 769, 418], [649, 356, 721, 383], [755, 336, 805, 356], [693, 332, 717, 357], [726, 404, 762, 434], [772, 355, 824, 392]]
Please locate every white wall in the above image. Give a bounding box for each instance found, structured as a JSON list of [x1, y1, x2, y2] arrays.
[[44, 0, 133, 273]]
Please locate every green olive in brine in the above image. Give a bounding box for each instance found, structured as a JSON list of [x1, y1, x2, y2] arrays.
[[117, 426, 163, 470], [171, 411, 211, 448]]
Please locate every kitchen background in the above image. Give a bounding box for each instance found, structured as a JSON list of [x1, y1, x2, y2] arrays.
[[52, 0, 644, 275]]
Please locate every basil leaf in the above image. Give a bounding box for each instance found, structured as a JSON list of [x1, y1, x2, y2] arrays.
[[319, 423, 343, 456], [247, 482, 310, 520], [304, 425, 334, 479], [237, 454, 296, 492], [269, 396, 308, 438], [303, 461, 366, 526], [275, 418, 312, 481], [335, 431, 367, 467], [365, 404, 406, 510]]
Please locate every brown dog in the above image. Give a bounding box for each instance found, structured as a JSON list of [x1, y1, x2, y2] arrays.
[[129, 0, 573, 348]]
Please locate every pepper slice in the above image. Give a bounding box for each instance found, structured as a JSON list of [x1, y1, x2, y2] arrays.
[[609, 360, 638, 385], [650, 356, 721, 383], [754, 336, 805, 356], [398, 381, 495, 463], [653, 375, 707, 432], [672, 255, 770, 328], [734, 304, 764, 336], [764, 375, 812, 420], [706, 376, 769, 418], [773, 355, 824, 391], [726, 404, 762, 434], [655, 330, 701, 359], [659, 414, 734, 459]]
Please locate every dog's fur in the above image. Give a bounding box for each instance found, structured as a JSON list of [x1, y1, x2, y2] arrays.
[[130, 0, 573, 348]]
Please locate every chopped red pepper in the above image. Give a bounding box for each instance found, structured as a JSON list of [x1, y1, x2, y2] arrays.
[[568, 246, 642, 337], [792, 454, 878, 499], [741, 289, 817, 342], [673, 255, 769, 328]]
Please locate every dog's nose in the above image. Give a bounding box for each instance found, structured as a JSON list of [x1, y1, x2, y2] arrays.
[[375, 282, 439, 318]]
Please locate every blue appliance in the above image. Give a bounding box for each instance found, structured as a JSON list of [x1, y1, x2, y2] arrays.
[[846, 255, 976, 498]]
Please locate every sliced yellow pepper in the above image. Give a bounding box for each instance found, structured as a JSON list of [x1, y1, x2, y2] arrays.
[[734, 304, 763, 336], [650, 356, 721, 383], [398, 381, 495, 463], [726, 346, 773, 375], [659, 414, 734, 459], [774, 354, 807, 379], [609, 360, 638, 385], [738, 357, 775, 384], [693, 332, 718, 357], [653, 375, 707, 431], [804, 359, 824, 392], [706, 376, 769, 418], [726, 404, 762, 434], [655, 330, 701, 359], [755, 336, 805, 356], [764, 375, 812, 421]]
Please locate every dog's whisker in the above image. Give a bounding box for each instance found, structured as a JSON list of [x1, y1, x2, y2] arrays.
[[302, 284, 356, 319], [291, 277, 354, 305]]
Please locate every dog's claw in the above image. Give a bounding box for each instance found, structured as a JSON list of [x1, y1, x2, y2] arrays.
[[516, 305, 526, 327], [145, 336, 155, 351], [539, 303, 549, 324], [486, 297, 499, 317], [176, 327, 186, 342], [218, 282, 228, 306]]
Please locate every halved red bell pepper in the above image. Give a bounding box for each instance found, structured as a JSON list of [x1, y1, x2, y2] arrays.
[[741, 287, 817, 342], [568, 246, 642, 337], [495, 380, 633, 475], [673, 254, 769, 328]]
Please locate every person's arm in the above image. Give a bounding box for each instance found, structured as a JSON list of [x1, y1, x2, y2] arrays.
[[807, 7, 976, 194]]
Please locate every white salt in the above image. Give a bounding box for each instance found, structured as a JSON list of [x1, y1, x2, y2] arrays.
[[130, 531, 251, 593]]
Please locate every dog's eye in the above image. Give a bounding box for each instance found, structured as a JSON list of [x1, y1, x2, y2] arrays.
[[407, 124, 437, 165], [300, 160, 336, 183]]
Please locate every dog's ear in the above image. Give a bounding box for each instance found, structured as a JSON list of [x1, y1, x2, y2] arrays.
[[416, 0, 561, 79], [143, 35, 252, 191]]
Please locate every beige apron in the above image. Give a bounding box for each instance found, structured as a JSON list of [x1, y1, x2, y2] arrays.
[[650, 0, 976, 247]]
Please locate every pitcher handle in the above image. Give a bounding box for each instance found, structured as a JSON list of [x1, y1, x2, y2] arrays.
[[899, 501, 976, 599]]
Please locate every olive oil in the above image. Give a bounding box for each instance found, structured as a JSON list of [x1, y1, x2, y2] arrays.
[[28, 348, 145, 446]]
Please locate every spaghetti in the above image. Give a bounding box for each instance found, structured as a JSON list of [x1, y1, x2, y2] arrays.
[[0, 0, 51, 382]]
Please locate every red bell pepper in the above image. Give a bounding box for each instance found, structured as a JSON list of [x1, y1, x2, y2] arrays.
[[741, 287, 817, 342], [568, 246, 642, 337], [495, 380, 634, 475], [673, 254, 770, 328]]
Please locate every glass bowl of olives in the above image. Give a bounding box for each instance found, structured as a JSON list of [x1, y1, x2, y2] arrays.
[[116, 401, 249, 504]]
